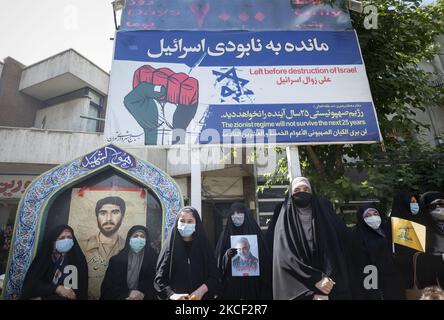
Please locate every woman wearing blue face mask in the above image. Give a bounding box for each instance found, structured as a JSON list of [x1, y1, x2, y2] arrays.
[[100, 225, 158, 300], [215, 202, 272, 300], [154, 206, 221, 300], [390, 192, 424, 291], [350, 206, 404, 300], [20, 225, 88, 300], [391, 192, 423, 224]]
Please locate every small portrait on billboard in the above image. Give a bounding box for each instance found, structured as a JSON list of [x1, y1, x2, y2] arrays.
[[68, 188, 147, 299], [230, 235, 260, 277]]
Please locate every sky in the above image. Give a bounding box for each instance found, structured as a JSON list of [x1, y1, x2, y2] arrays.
[[0, 0, 116, 72], [0, 0, 438, 72]]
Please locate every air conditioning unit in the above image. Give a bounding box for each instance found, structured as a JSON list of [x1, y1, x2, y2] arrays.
[[348, 0, 364, 13]]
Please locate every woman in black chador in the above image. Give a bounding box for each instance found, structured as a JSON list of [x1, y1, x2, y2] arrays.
[[215, 202, 272, 300], [390, 191, 424, 290], [154, 206, 221, 300], [100, 225, 158, 300], [20, 225, 88, 300], [416, 191, 444, 288], [265, 194, 288, 256], [391, 191, 423, 224], [351, 206, 404, 299], [273, 177, 354, 300]]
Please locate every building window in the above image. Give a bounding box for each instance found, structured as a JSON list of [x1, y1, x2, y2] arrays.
[[86, 89, 105, 132], [86, 104, 100, 132], [88, 89, 103, 108]]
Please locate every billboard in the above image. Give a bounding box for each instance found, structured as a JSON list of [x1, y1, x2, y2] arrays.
[[105, 30, 382, 146]]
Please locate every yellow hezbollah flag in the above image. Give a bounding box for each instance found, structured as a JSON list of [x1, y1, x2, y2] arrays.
[[391, 217, 426, 252]]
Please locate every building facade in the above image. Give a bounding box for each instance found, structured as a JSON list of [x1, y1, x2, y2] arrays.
[[0, 50, 266, 269]]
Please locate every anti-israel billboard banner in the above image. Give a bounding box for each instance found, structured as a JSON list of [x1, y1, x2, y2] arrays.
[[104, 30, 382, 146]]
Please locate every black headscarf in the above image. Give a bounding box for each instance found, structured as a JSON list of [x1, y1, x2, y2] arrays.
[[215, 202, 272, 300], [273, 181, 353, 300], [421, 191, 444, 253], [390, 191, 425, 278], [391, 192, 423, 223], [154, 206, 221, 300], [411, 192, 444, 289], [100, 225, 158, 300], [351, 206, 404, 299], [20, 225, 88, 300], [265, 199, 287, 256]]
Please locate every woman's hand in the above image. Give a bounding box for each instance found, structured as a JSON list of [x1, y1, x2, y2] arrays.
[[315, 277, 335, 295], [56, 285, 76, 300], [169, 293, 191, 300], [127, 290, 145, 300], [225, 248, 238, 260], [190, 284, 208, 300]]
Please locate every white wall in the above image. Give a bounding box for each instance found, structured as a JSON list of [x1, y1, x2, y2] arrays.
[[174, 177, 188, 199], [416, 36, 444, 147], [19, 49, 109, 98], [0, 127, 103, 165], [34, 98, 91, 132], [0, 127, 229, 176], [416, 106, 444, 146], [202, 176, 243, 199]]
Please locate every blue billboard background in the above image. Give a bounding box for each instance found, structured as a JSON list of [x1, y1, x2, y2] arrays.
[[114, 31, 363, 67], [199, 102, 381, 144]]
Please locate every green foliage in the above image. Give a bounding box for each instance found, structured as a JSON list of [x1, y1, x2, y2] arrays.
[[261, 0, 444, 212]]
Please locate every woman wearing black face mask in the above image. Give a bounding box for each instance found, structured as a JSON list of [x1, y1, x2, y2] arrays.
[[215, 202, 272, 300], [273, 177, 354, 300], [415, 192, 444, 289]]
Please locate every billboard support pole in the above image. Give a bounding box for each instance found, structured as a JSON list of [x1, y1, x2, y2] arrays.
[[191, 146, 202, 217], [286, 146, 302, 181]]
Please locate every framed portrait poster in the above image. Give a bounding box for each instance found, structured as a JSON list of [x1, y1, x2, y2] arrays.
[[230, 234, 260, 277]]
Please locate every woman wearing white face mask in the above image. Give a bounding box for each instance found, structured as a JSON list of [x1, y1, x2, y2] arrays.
[[20, 225, 88, 300], [100, 225, 158, 300], [215, 202, 272, 300], [350, 206, 404, 300], [154, 206, 221, 300]]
